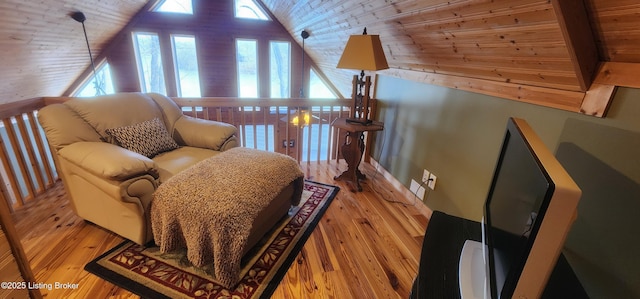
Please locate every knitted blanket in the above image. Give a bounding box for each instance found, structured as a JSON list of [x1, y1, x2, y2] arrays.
[[150, 147, 304, 288]]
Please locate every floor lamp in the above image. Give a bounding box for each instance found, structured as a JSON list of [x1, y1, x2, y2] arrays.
[[336, 28, 389, 125], [71, 11, 106, 95]]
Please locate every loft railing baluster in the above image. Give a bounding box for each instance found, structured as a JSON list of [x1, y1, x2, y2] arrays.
[[306, 107, 312, 164], [240, 106, 247, 147], [3, 118, 35, 202], [252, 105, 257, 149], [28, 111, 55, 188], [0, 132, 22, 211], [316, 106, 323, 163], [263, 105, 269, 151], [203, 106, 209, 120], [15, 114, 44, 194]]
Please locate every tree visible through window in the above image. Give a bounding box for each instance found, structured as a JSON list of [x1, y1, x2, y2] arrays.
[[133, 32, 167, 95], [74, 63, 115, 97], [236, 39, 258, 98], [270, 41, 290, 98], [172, 35, 201, 97]]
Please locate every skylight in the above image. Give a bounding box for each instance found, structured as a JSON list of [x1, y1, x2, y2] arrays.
[[235, 0, 270, 20], [154, 0, 193, 14]]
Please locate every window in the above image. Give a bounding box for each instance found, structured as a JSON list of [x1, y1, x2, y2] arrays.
[[172, 35, 201, 97], [74, 63, 115, 97], [235, 0, 269, 20], [270, 41, 290, 98], [309, 68, 337, 99], [133, 32, 167, 95], [154, 0, 193, 14], [236, 39, 258, 98]]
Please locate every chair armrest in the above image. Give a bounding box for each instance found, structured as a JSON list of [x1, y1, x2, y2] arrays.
[[173, 116, 237, 150], [58, 142, 157, 180]]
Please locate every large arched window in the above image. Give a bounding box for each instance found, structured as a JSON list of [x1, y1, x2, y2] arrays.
[[234, 0, 269, 20], [154, 0, 193, 14]]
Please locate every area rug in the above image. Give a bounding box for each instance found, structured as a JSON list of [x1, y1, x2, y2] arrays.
[[85, 180, 339, 299]]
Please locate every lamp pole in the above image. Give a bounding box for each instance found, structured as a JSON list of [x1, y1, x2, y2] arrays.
[[300, 30, 310, 98], [71, 11, 104, 95]]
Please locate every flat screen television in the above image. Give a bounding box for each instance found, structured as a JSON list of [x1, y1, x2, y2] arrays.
[[459, 117, 582, 299]]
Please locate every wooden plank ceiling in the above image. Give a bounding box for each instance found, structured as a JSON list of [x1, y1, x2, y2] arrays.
[[0, 0, 147, 104], [266, 0, 585, 97], [264, 0, 639, 111], [0, 0, 639, 107]]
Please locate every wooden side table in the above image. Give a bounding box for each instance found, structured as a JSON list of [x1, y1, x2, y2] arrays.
[[331, 118, 384, 191]]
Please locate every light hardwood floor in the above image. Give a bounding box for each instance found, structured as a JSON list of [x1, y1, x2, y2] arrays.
[[11, 160, 429, 298]]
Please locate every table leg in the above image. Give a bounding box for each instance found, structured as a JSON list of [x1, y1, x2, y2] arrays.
[[334, 131, 365, 191]]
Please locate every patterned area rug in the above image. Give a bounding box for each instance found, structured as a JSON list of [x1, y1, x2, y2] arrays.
[[85, 180, 339, 299]]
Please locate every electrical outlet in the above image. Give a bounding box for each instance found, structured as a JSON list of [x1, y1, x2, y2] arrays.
[[282, 139, 295, 148], [427, 173, 437, 190], [422, 169, 430, 183], [410, 179, 426, 200]]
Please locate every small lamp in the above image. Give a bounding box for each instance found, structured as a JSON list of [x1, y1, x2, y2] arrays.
[[281, 108, 311, 127], [337, 27, 388, 125], [291, 110, 311, 127]]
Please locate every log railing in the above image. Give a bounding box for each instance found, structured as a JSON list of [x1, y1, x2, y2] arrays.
[[0, 96, 352, 213]]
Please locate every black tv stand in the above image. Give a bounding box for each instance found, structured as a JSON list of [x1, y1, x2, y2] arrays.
[[409, 211, 588, 299]]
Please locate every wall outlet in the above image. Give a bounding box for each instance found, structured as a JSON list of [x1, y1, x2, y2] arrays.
[[427, 173, 437, 190], [410, 179, 426, 200], [422, 169, 430, 183], [282, 139, 295, 148]]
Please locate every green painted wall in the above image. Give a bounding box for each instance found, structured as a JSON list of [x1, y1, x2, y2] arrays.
[[372, 75, 640, 298]]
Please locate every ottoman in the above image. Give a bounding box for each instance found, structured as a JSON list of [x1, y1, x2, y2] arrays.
[[150, 147, 304, 288]]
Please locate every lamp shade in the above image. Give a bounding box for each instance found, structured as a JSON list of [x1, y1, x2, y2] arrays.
[[336, 35, 389, 71]]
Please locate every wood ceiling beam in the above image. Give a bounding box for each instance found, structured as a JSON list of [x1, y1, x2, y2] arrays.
[[383, 68, 585, 112], [551, 0, 600, 92], [593, 62, 640, 88], [383, 67, 615, 118]]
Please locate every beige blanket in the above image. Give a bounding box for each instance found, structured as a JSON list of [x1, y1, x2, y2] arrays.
[[150, 147, 304, 288]]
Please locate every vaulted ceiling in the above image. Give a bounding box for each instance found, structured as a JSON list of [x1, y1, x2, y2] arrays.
[[1, 0, 639, 111], [0, 0, 148, 103]]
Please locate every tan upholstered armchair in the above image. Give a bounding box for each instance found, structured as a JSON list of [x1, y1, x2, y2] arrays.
[[37, 93, 237, 245]]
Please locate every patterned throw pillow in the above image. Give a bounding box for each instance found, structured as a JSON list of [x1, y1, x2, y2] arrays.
[[105, 118, 179, 158]]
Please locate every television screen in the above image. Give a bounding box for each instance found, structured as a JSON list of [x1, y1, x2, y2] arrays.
[[460, 117, 581, 299], [483, 118, 556, 298]]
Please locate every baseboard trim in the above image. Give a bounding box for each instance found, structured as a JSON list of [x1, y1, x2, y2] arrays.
[[369, 159, 433, 219]]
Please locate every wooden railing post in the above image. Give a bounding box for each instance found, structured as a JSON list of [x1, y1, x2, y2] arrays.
[[0, 169, 42, 299]]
